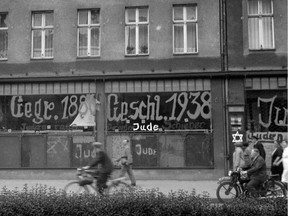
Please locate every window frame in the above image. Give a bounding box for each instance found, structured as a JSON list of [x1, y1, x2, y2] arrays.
[[31, 11, 54, 59], [247, 0, 275, 50], [0, 12, 8, 60], [125, 6, 149, 56], [173, 4, 198, 55], [77, 9, 101, 58]]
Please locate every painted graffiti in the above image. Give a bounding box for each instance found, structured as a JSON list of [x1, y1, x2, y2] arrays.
[[10, 95, 96, 124], [258, 95, 287, 128], [247, 131, 287, 143], [232, 131, 243, 143], [0, 94, 97, 131], [108, 92, 211, 122], [133, 122, 159, 131], [135, 144, 157, 156], [107, 92, 211, 131], [74, 144, 97, 159]]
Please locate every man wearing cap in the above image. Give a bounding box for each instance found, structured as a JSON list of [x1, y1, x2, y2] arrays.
[[83, 141, 113, 194]]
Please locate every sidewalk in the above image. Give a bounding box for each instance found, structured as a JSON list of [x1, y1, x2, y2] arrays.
[[0, 179, 218, 199]]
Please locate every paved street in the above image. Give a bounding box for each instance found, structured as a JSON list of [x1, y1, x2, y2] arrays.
[[0, 179, 218, 199]]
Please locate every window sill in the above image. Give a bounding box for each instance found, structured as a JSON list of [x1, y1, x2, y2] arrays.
[[30, 58, 54, 61], [76, 56, 101, 60], [173, 52, 198, 56], [125, 54, 149, 57], [248, 48, 276, 52]]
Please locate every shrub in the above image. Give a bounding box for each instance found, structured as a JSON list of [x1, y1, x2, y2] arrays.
[[0, 185, 286, 216]]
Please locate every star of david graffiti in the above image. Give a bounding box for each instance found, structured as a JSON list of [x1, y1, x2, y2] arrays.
[[232, 131, 243, 143]]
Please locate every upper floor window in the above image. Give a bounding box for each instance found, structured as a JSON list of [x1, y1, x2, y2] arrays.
[[125, 7, 149, 56], [248, 0, 274, 50], [31, 11, 54, 59], [173, 5, 198, 54], [0, 13, 8, 60], [77, 9, 100, 57]]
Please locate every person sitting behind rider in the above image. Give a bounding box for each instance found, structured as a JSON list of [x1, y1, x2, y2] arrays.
[[241, 148, 267, 195], [83, 142, 113, 194]]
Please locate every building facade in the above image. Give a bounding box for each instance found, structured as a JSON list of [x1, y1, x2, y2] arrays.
[[0, 0, 286, 180]]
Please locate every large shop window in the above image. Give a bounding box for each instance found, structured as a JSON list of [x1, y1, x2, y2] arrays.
[[246, 89, 287, 168], [0, 82, 97, 168], [0, 134, 97, 168], [105, 79, 213, 168]]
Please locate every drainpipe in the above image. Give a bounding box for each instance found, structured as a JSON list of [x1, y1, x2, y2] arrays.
[[219, 0, 229, 174]]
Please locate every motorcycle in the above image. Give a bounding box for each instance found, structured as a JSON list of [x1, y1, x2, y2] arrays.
[[216, 169, 287, 203]]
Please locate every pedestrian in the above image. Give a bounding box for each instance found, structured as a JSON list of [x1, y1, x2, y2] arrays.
[[251, 135, 266, 160], [116, 139, 136, 186], [280, 139, 288, 188], [271, 140, 283, 181], [233, 142, 245, 170], [241, 141, 251, 170], [83, 142, 113, 194]]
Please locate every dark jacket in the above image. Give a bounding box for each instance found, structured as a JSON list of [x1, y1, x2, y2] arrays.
[[254, 142, 266, 160], [247, 155, 267, 181], [271, 146, 283, 175], [89, 151, 113, 174]]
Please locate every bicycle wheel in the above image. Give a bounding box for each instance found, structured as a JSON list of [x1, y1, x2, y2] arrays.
[[216, 182, 239, 203], [266, 180, 287, 198], [64, 181, 90, 195], [106, 181, 131, 195]]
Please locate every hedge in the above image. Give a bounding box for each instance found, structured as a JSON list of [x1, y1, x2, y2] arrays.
[[0, 184, 286, 216]]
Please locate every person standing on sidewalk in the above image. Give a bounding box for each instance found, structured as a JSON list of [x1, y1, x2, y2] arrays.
[[271, 140, 283, 181], [280, 139, 288, 189], [233, 142, 245, 170], [116, 139, 136, 186]]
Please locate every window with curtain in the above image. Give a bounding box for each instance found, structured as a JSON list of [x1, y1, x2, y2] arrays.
[[125, 7, 149, 55], [77, 9, 100, 57], [173, 5, 198, 54], [31, 12, 54, 58], [248, 0, 274, 50], [0, 13, 8, 60]]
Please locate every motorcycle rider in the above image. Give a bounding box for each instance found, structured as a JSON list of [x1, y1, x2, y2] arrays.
[[241, 148, 267, 196]]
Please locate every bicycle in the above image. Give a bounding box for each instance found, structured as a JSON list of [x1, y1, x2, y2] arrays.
[[216, 169, 287, 203], [64, 168, 131, 195]]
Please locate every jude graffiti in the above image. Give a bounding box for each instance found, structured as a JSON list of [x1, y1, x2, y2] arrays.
[[258, 95, 287, 128], [135, 144, 157, 156]]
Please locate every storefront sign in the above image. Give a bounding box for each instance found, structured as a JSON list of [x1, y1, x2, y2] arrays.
[[107, 91, 211, 131]]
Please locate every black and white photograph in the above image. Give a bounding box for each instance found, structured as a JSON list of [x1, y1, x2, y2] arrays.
[[0, 0, 287, 215]]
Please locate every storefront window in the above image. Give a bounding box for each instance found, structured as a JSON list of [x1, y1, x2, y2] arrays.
[[246, 90, 287, 168], [106, 91, 213, 168]]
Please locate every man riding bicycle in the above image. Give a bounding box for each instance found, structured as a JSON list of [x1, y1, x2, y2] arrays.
[[241, 148, 267, 195], [83, 142, 113, 194]]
